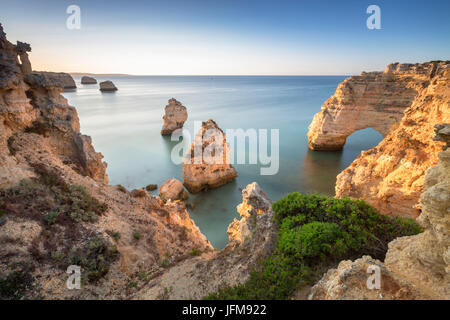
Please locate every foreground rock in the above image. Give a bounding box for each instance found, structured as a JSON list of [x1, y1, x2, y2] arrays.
[[0, 24, 212, 299], [182, 119, 237, 193], [309, 124, 450, 300], [335, 62, 449, 218], [135, 182, 277, 299], [33, 71, 77, 90], [160, 98, 188, 135], [99, 80, 118, 92], [159, 178, 188, 202], [81, 76, 97, 84]]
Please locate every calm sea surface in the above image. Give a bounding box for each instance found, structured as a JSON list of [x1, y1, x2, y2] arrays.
[[63, 76, 382, 248]]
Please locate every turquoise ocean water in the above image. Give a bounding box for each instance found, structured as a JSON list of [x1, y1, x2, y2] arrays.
[[63, 76, 382, 248]]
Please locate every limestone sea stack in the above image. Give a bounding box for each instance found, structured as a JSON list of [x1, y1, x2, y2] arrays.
[[159, 178, 188, 202], [81, 76, 97, 84], [182, 119, 237, 193], [33, 71, 76, 90], [99, 80, 118, 92], [309, 124, 450, 300], [161, 98, 188, 135], [333, 62, 449, 218]]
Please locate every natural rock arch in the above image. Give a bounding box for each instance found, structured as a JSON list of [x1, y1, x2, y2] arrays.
[[307, 65, 435, 151]]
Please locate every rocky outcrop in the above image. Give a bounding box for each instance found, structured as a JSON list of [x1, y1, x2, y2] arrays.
[[159, 178, 188, 202], [307, 62, 447, 151], [309, 124, 450, 300], [99, 80, 117, 92], [33, 71, 77, 90], [160, 98, 188, 135], [335, 62, 450, 218], [135, 182, 277, 299], [0, 24, 212, 299], [182, 119, 237, 193], [81, 76, 97, 84]]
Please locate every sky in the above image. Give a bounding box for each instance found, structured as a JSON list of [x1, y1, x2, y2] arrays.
[[1, 0, 449, 75]]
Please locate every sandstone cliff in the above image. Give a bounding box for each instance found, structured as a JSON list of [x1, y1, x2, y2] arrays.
[[309, 124, 450, 300], [160, 98, 188, 135], [335, 62, 449, 218], [135, 182, 277, 299], [182, 119, 237, 193], [0, 24, 212, 299], [81, 76, 97, 84]]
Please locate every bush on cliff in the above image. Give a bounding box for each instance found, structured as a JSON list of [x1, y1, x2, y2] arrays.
[[206, 193, 421, 300]]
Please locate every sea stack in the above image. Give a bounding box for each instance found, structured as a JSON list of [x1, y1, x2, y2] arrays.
[[182, 119, 237, 193], [81, 76, 97, 84], [99, 80, 118, 92], [161, 98, 188, 135], [33, 71, 76, 90]]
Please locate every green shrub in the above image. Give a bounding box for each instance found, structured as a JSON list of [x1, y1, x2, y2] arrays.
[[68, 237, 118, 283], [133, 232, 142, 240], [206, 193, 421, 300], [112, 232, 121, 241], [44, 211, 59, 225], [190, 247, 202, 256], [0, 263, 34, 300]]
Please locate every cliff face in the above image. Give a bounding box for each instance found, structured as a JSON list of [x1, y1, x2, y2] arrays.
[[0, 24, 212, 299], [335, 63, 449, 218], [309, 124, 450, 300], [307, 63, 442, 151], [135, 182, 277, 299]]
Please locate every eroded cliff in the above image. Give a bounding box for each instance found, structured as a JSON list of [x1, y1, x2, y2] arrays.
[[309, 124, 450, 300], [0, 24, 212, 299], [335, 63, 449, 218]]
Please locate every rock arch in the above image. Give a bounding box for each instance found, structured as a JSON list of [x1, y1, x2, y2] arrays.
[[307, 65, 435, 151]]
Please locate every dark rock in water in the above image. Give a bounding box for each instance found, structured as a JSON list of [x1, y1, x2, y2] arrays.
[[29, 71, 76, 90], [99, 80, 118, 92], [81, 76, 97, 84], [145, 184, 158, 191]]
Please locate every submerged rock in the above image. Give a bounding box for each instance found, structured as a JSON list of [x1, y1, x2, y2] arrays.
[[159, 178, 188, 202], [182, 119, 237, 193], [99, 80, 118, 92], [81, 76, 97, 84], [161, 98, 188, 135]]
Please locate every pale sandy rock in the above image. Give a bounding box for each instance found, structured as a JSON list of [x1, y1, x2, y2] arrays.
[[134, 182, 277, 299], [310, 124, 450, 300], [81, 76, 97, 84], [334, 63, 450, 218], [182, 119, 237, 193], [99, 80, 117, 92], [384, 124, 450, 299], [308, 256, 429, 300], [160, 98, 188, 135], [159, 178, 188, 202]]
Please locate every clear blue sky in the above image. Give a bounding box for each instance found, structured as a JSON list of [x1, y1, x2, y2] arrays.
[[1, 0, 449, 75]]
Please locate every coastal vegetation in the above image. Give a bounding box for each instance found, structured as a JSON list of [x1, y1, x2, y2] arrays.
[[206, 193, 421, 300]]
